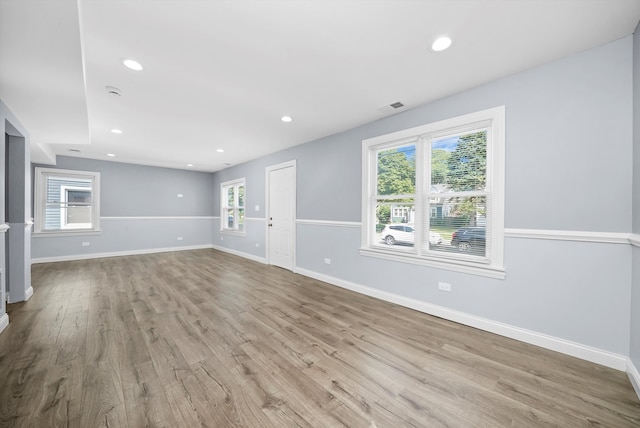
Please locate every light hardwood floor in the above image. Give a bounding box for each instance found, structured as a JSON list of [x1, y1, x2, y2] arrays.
[[0, 249, 639, 427]]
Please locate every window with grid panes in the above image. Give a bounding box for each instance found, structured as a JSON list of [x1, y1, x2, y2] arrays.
[[34, 167, 100, 234], [221, 178, 245, 234], [361, 107, 505, 278]]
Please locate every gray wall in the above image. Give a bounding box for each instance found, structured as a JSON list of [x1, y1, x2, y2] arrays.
[[630, 23, 640, 388], [213, 36, 635, 357], [31, 156, 215, 260]]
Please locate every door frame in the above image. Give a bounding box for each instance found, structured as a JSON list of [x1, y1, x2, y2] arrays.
[[265, 160, 296, 270]]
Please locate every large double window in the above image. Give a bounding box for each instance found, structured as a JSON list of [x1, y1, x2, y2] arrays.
[[220, 178, 245, 234], [34, 168, 100, 234], [361, 107, 505, 278]]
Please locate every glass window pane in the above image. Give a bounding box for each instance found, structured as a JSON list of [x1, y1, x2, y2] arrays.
[[65, 206, 92, 228], [238, 208, 245, 232], [375, 200, 415, 247], [377, 145, 416, 196], [238, 186, 245, 207], [67, 190, 92, 203], [46, 176, 92, 203], [44, 203, 63, 230], [226, 187, 234, 207], [427, 196, 487, 257], [225, 208, 234, 229], [432, 130, 486, 192], [45, 180, 93, 229]]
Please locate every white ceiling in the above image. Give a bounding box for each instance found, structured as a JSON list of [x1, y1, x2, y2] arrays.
[[2, 0, 640, 172]]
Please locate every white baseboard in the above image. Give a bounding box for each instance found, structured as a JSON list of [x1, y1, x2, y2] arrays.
[[295, 267, 628, 371], [6, 285, 34, 304], [628, 359, 640, 399], [0, 313, 8, 335], [210, 245, 267, 264], [24, 286, 33, 301], [31, 244, 214, 264]]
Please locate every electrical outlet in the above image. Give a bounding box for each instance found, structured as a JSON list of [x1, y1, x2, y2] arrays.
[[324, 258, 331, 265], [81, 242, 90, 247], [438, 282, 451, 292], [177, 237, 183, 241]]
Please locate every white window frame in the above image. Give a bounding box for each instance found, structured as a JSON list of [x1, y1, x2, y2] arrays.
[[34, 167, 101, 235], [361, 106, 505, 279], [220, 177, 246, 235]]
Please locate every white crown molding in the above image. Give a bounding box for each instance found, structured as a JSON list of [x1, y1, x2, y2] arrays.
[[297, 219, 361, 228], [505, 228, 631, 244], [31, 244, 214, 264], [294, 266, 628, 371]]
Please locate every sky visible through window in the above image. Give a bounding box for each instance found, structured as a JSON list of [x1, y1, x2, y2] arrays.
[[432, 136, 460, 151]]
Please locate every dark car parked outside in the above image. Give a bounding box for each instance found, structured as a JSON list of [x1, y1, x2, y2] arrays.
[[450, 227, 486, 254]]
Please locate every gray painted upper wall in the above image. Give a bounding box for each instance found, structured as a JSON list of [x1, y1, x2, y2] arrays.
[[214, 36, 633, 233], [34, 156, 215, 217]]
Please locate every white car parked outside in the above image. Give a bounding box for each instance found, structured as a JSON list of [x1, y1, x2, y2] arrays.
[[381, 224, 443, 246]]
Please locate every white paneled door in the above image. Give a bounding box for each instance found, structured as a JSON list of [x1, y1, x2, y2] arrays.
[[267, 161, 296, 270]]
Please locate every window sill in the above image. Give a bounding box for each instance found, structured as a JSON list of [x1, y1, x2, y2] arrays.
[[220, 230, 246, 237], [33, 230, 102, 238], [360, 247, 506, 279]]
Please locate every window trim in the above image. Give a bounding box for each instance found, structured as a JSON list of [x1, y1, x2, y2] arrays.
[[34, 167, 101, 235], [360, 106, 505, 279], [220, 177, 246, 236]]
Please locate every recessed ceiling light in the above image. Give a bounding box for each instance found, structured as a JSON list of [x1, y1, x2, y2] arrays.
[[431, 36, 452, 52], [187, 163, 193, 167], [111, 129, 122, 134], [122, 59, 143, 71], [68, 149, 81, 153], [281, 116, 293, 123], [216, 149, 224, 153], [107, 153, 115, 157]]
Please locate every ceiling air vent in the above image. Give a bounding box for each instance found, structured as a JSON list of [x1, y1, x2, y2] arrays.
[[377, 101, 407, 114]]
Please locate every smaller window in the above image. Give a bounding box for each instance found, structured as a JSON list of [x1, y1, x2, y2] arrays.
[[34, 167, 100, 234], [221, 178, 245, 234]]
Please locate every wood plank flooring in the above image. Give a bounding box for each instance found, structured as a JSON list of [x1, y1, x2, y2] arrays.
[[0, 249, 639, 427]]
